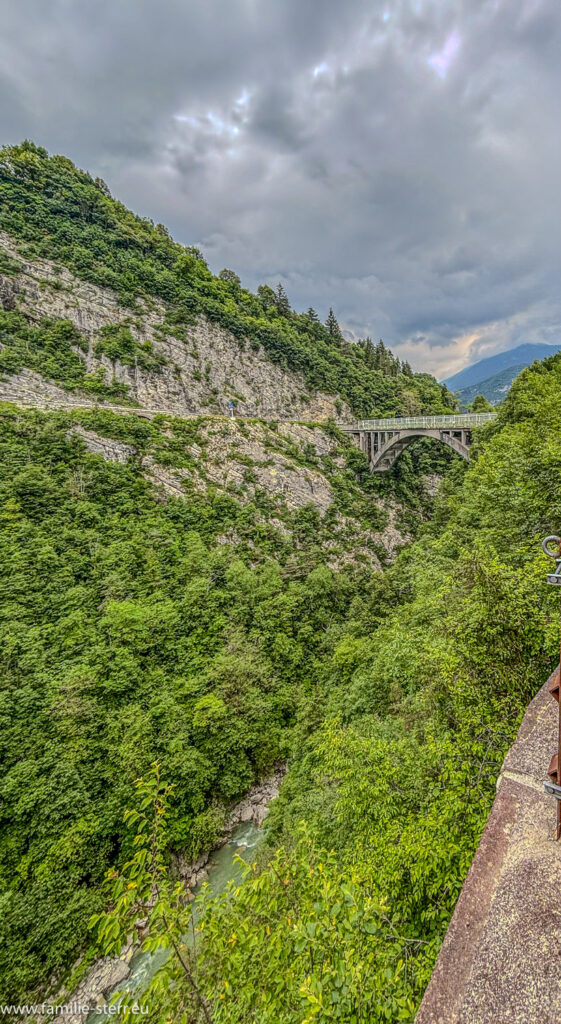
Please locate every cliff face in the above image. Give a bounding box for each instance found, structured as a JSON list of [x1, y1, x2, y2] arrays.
[[0, 231, 351, 421], [66, 415, 408, 568], [0, 229, 419, 568]]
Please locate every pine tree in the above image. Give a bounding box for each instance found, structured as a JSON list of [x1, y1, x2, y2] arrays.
[[325, 307, 342, 340], [275, 283, 291, 316], [358, 337, 375, 367]]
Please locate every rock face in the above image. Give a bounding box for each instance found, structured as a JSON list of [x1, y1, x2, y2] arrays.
[[0, 231, 410, 565], [0, 231, 352, 422], [191, 419, 335, 513], [69, 954, 132, 1011], [225, 765, 286, 831], [0, 272, 19, 310], [65, 418, 407, 566], [68, 426, 135, 464]]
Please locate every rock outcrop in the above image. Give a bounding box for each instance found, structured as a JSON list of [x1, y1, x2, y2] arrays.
[[65, 417, 407, 567], [0, 231, 352, 422], [0, 231, 411, 567]]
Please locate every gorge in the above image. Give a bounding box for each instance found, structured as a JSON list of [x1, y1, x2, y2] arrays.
[[0, 143, 559, 1023]]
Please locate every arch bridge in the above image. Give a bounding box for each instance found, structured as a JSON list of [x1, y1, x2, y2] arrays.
[[342, 413, 496, 472]]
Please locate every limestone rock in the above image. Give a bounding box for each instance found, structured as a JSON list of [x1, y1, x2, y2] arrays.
[[239, 802, 253, 823], [0, 235, 409, 568], [0, 231, 353, 423], [0, 273, 19, 310], [68, 426, 135, 464], [58, 956, 132, 1024], [253, 803, 269, 827]]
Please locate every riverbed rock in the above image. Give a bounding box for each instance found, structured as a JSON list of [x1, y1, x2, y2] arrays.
[[253, 803, 270, 827], [191, 852, 209, 872], [239, 801, 254, 823], [224, 764, 287, 830], [134, 917, 150, 941], [57, 955, 132, 1024], [58, 766, 287, 1018]]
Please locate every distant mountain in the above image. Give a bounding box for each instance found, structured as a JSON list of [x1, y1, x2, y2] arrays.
[[454, 364, 527, 407], [443, 343, 561, 393]]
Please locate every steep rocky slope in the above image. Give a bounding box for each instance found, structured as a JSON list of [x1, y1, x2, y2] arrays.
[[0, 231, 350, 421], [0, 143, 458, 423], [0, 232, 440, 570], [63, 411, 407, 569]]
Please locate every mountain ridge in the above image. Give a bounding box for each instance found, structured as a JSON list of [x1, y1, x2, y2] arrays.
[[443, 342, 561, 392], [454, 363, 527, 407]]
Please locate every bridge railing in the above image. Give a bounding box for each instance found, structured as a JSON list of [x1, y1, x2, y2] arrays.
[[353, 413, 497, 430]]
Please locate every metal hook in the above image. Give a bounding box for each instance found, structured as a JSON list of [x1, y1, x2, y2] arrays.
[[543, 535, 561, 558], [543, 536, 561, 586]]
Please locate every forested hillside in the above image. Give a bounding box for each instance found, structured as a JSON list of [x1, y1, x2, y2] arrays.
[[0, 143, 458, 1008], [0, 399, 447, 1005], [1, 140, 558, 1024], [93, 355, 561, 1022], [0, 142, 454, 420]]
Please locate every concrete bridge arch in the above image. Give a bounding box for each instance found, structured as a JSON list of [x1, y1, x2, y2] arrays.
[[342, 413, 495, 472]]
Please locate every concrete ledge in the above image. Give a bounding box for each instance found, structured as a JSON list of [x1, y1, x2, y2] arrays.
[[416, 667, 561, 1024]]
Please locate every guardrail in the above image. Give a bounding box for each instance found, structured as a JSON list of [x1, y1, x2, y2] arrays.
[[353, 412, 497, 430]]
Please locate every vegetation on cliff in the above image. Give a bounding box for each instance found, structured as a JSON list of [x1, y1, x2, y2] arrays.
[[1, 142, 559, 1022], [0, 398, 443, 1001], [0, 403, 373, 999], [0, 141, 455, 419]]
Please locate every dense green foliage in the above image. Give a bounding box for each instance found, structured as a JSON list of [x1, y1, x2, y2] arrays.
[[0, 142, 456, 418], [93, 323, 168, 374], [2, 141, 560, 1021], [0, 404, 378, 1000], [0, 310, 130, 399], [96, 355, 560, 1022]]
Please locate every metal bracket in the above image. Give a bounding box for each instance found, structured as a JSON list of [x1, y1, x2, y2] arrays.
[[544, 781, 561, 800], [542, 536, 561, 585]]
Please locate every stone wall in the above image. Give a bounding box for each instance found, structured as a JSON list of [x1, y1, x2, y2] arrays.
[[416, 667, 561, 1024]]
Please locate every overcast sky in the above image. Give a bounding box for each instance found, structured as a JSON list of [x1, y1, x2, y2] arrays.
[[1, 0, 560, 378]]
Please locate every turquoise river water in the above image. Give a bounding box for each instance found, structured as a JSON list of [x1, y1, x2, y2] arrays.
[[91, 820, 261, 1014]]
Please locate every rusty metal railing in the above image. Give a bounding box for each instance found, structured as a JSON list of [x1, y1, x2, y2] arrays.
[[542, 535, 561, 839]]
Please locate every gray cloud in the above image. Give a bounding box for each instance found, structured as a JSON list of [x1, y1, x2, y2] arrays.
[[1, 0, 560, 378]]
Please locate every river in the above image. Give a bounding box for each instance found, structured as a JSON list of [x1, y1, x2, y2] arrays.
[[89, 820, 261, 1015]]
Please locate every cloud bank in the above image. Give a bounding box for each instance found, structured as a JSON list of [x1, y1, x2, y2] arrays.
[[1, 0, 560, 377]]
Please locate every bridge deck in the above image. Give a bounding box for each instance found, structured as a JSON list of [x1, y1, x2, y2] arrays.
[[345, 412, 496, 431]]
